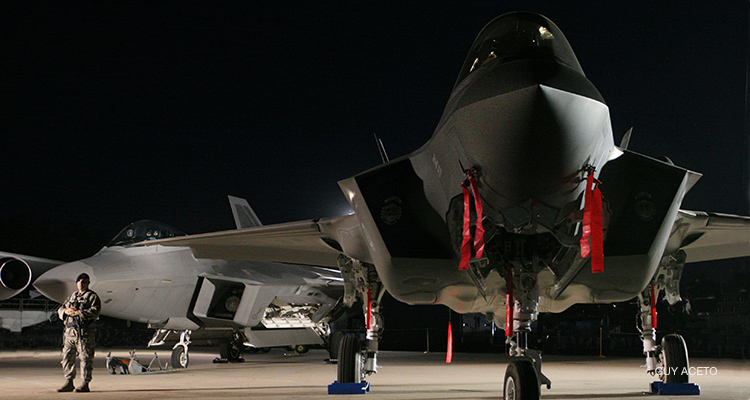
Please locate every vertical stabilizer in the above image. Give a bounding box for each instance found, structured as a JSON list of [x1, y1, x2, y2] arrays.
[[228, 196, 263, 229]]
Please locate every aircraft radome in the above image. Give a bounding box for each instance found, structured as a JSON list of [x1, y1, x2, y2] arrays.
[[35, 12, 750, 399]]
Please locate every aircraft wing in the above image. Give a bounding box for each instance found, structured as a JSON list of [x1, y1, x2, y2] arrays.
[[675, 210, 750, 263], [139, 214, 372, 267]]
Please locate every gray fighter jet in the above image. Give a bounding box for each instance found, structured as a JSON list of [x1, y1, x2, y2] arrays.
[[35, 12, 749, 398], [35, 197, 347, 368]]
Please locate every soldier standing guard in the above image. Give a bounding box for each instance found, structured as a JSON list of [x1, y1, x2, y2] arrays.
[[57, 273, 101, 393]]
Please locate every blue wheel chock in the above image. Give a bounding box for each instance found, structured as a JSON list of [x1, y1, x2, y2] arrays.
[[650, 381, 700, 395], [328, 381, 370, 395]]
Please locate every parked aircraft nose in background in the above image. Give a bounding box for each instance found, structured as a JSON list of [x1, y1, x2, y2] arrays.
[[33, 260, 93, 303]]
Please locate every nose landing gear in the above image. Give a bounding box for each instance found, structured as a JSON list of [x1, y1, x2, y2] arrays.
[[502, 262, 551, 400], [171, 330, 191, 369]]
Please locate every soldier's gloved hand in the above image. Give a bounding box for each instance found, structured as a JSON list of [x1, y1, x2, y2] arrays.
[[64, 308, 81, 317]]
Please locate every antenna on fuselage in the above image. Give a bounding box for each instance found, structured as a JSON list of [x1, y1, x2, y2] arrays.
[[374, 134, 390, 164], [617, 127, 633, 150], [618, 127, 633, 150]]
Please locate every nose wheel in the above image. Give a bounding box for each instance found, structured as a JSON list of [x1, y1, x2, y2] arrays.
[[170, 330, 191, 369], [171, 345, 189, 369], [503, 360, 540, 400]]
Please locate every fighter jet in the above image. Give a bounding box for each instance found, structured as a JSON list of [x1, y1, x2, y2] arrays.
[[36, 12, 750, 398], [35, 197, 348, 368]]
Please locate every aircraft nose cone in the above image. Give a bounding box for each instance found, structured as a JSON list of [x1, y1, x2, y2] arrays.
[[452, 84, 612, 208], [33, 261, 94, 303]]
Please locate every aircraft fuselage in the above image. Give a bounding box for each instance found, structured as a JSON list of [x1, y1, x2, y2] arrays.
[[36, 242, 344, 332], [339, 12, 695, 320]]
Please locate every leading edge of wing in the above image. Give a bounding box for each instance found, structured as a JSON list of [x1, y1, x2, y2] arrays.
[[136, 214, 371, 267], [675, 210, 750, 263]]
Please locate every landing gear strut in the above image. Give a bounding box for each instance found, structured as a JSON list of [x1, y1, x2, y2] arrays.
[[336, 255, 385, 384], [503, 261, 551, 400], [637, 275, 691, 385]]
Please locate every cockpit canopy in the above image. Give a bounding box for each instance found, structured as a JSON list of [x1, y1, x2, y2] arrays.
[[107, 220, 186, 247], [455, 12, 583, 88]]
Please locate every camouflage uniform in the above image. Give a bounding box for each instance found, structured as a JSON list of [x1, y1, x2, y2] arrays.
[[57, 289, 101, 384]]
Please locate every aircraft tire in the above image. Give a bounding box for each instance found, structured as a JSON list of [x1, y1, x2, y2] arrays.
[[503, 360, 539, 400], [328, 331, 345, 360], [294, 345, 309, 354], [171, 345, 189, 369], [220, 341, 243, 361], [219, 343, 229, 359], [337, 335, 361, 383], [661, 334, 689, 384]]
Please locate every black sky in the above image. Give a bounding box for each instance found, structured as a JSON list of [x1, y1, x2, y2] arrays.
[[1, 2, 748, 262]]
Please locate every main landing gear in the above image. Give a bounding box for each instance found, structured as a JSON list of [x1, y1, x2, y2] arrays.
[[335, 255, 385, 384], [219, 330, 245, 362], [638, 253, 691, 387]]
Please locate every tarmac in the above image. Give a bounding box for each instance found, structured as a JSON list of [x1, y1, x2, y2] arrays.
[[0, 348, 747, 399]]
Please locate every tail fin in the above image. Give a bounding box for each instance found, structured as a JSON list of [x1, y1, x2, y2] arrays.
[[227, 196, 262, 229]]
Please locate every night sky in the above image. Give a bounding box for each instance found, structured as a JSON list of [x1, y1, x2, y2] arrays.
[[2, 2, 748, 263]]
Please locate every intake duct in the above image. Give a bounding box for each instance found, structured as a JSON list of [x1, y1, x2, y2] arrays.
[[0, 257, 32, 299]]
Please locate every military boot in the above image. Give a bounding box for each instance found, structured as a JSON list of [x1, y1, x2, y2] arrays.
[[57, 379, 74, 392], [74, 382, 90, 392]]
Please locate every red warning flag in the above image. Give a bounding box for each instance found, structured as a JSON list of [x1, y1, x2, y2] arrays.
[[446, 321, 453, 363], [459, 168, 485, 270], [590, 185, 604, 273], [580, 172, 604, 273], [459, 183, 472, 271], [580, 173, 594, 258]]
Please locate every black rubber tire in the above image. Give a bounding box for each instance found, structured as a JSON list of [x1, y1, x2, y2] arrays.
[[219, 343, 230, 359], [337, 335, 361, 383], [328, 331, 345, 360], [229, 343, 243, 360], [219, 342, 242, 361], [294, 345, 309, 354], [171, 345, 189, 369], [219, 331, 244, 361], [503, 360, 540, 400], [662, 334, 689, 384]]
